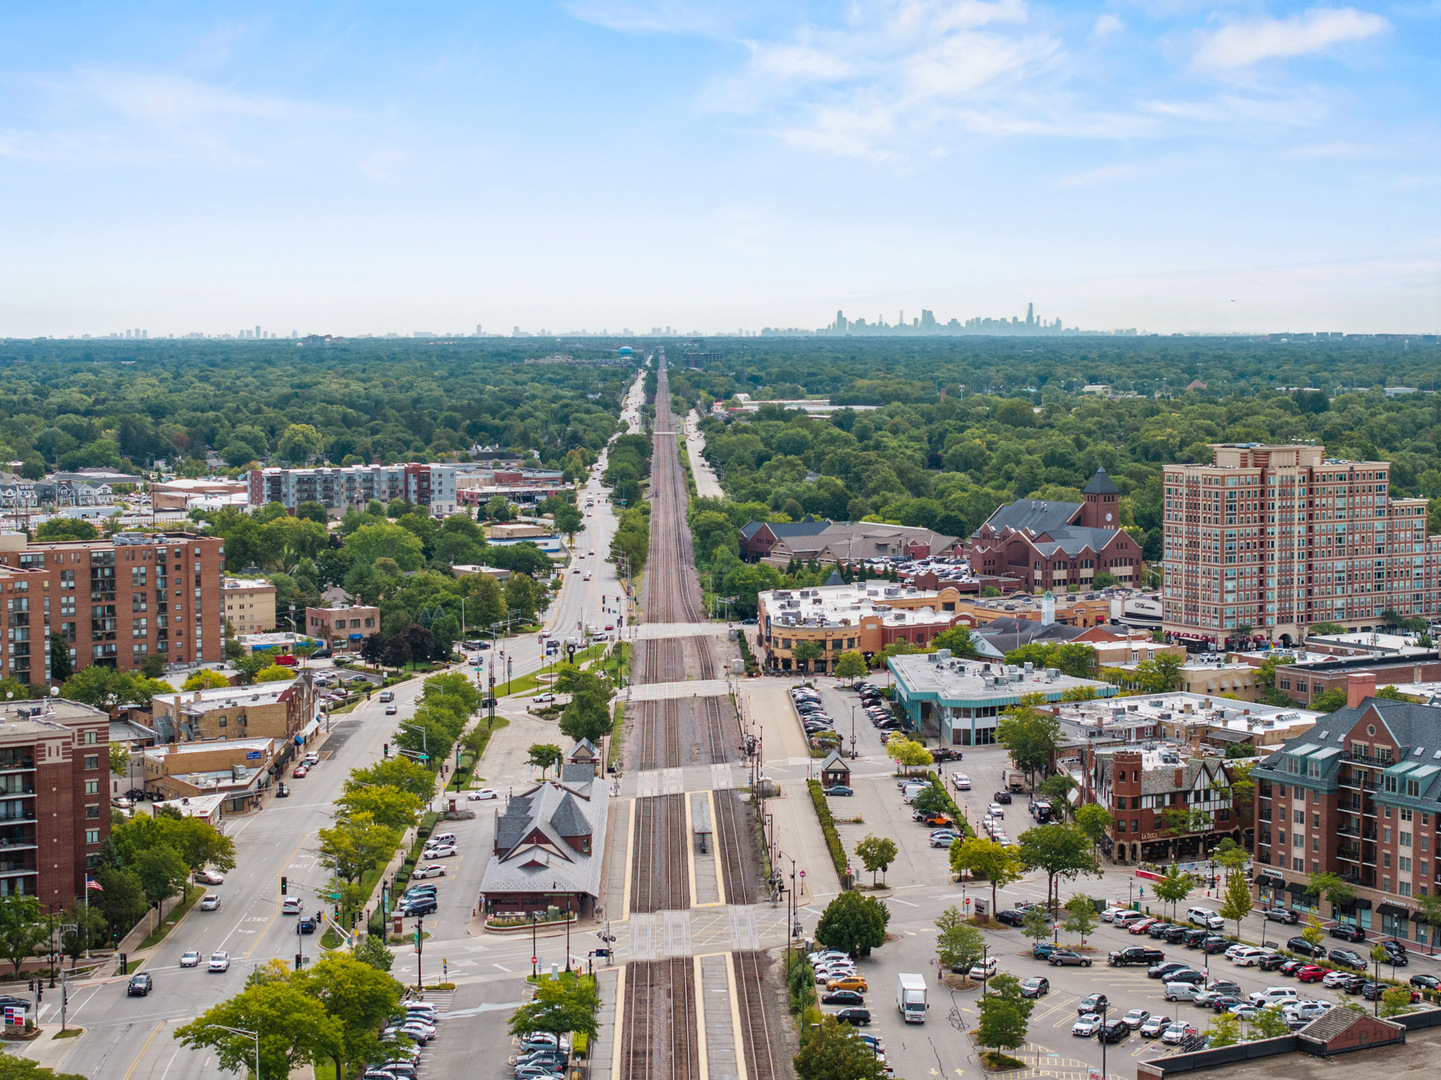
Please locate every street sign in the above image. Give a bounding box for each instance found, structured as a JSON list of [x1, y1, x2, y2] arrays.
[[530, 955, 538, 965]]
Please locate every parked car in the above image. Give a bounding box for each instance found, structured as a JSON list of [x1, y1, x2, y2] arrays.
[[1163, 981, 1202, 1002], [1287, 937, 1327, 959], [821, 989, 866, 1005], [1295, 965, 1330, 983], [1032, 941, 1056, 960], [1099, 1019, 1132, 1045], [1381, 940, 1409, 966], [1147, 961, 1190, 980], [467, 788, 499, 801], [822, 785, 853, 797], [1109, 947, 1165, 967], [1019, 977, 1050, 998], [1258, 952, 1288, 972], [968, 957, 998, 981], [1186, 907, 1225, 930], [833, 1008, 871, 1026], [1078, 994, 1108, 1014], [952, 773, 971, 790], [1049, 950, 1093, 967], [412, 864, 448, 879], [995, 910, 1027, 927], [930, 831, 962, 848], [1139, 1015, 1171, 1038], [1200, 936, 1230, 954], [1410, 974, 1441, 991], [827, 976, 868, 993], [1162, 1021, 1200, 1045], [1329, 922, 1366, 943], [1073, 1014, 1104, 1037], [1121, 1009, 1150, 1030], [194, 869, 225, 885], [1261, 907, 1299, 925], [1328, 948, 1366, 970]]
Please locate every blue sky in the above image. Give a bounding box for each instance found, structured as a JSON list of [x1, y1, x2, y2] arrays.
[[0, 1, 1436, 336]]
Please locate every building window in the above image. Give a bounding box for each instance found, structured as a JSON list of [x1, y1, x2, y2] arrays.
[[83, 755, 98, 770], [84, 805, 99, 819], [1293, 857, 1304, 871], [85, 829, 99, 844], [1400, 856, 1412, 872], [1294, 810, 1304, 824], [1384, 827, 1392, 843], [84, 780, 98, 795], [83, 731, 97, 745], [1400, 881, 1412, 896], [1401, 831, 1412, 847]]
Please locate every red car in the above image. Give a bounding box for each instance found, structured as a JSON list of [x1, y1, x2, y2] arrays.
[[292, 764, 309, 778], [1296, 965, 1330, 983], [1129, 919, 1158, 935]]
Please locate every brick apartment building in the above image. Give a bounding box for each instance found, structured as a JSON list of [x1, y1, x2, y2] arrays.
[[0, 531, 225, 678], [223, 577, 276, 636], [1161, 443, 1438, 648], [1085, 744, 1240, 865], [0, 698, 110, 903], [248, 463, 474, 515], [964, 469, 1143, 592], [151, 677, 316, 745], [306, 605, 380, 650], [1266, 653, 1441, 707], [1252, 673, 1441, 945]]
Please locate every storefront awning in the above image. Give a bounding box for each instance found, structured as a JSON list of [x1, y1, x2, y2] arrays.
[[1255, 874, 1284, 889], [1352, 898, 1371, 910], [1287, 881, 1308, 895], [1377, 902, 1409, 918]]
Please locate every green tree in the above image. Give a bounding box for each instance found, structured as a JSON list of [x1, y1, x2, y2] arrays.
[[1205, 1011, 1243, 1047], [832, 651, 868, 683], [175, 980, 344, 1080], [995, 693, 1061, 784], [1152, 863, 1195, 921], [791, 639, 823, 672], [1074, 803, 1115, 860], [1246, 1004, 1291, 1040], [334, 785, 424, 832], [930, 625, 977, 657], [34, 519, 99, 542], [855, 834, 898, 886], [1301, 912, 1326, 949], [1375, 685, 1408, 700], [527, 743, 563, 778], [1312, 687, 1348, 713], [91, 865, 148, 937], [949, 836, 1024, 917], [1037, 773, 1078, 815], [1063, 893, 1099, 943], [348, 758, 435, 800], [508, 973, 601, 1044], [345, 521, 425, 572], [793, 1016, 887, 1080], [1308, 622, 1346, 635], [317, 813, 401, 884], [254, 663, 295, 683], [935, 905, 985, 972], [484, 495, 512, 522], [0, 896, 47, 975], [975, 972, 1035, 1052], [351, 934, 395, 972], [1016, 824, 1099, 914], [109, 743, 131, 777], [1218, 864, 1254, 938], [504, 572, 539, 625], [1021, 907, 1050, 943], [60, 903, 108, 968], [0, 1057, 89, 1080], [813, 890, 890, 958], [132, 844, 190, 908], [1159, 806, 1213, 840], [276, 423, 325, 464], [295, 953, 404, 1080], [910, 785, 951, 816], [1307, 870, 1356, 915], [48, 632, 72, 682], [888, 737, 933, 774], [1380, 986, 1416, 1018], [552, 502, 583, 544], [182, 669, 232, 691]]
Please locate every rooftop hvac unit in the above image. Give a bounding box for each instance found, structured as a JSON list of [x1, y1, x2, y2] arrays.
[[1023, 662, 1034, 673], [1010, 671, 1023, 683], [1046, 668, 1059, 679]]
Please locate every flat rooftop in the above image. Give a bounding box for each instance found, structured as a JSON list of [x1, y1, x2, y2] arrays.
[[0, 699, 108, 739], [145, 737, 275, 756], [1057, 692, 1320, 737], [154, 685, 295, 712], [761, 579, 963, 630], [890, 653, 1117, 706]]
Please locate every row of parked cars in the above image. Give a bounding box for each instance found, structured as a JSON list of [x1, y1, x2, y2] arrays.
[[805, 950, 891, 1074], [508, 1031, 571, 1080], [790, 686, 847, 754], [364, 998, 444, 1080]]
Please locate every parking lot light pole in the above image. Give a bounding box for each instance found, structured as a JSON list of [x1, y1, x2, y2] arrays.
[[1099, 1001, 1109, 1080]]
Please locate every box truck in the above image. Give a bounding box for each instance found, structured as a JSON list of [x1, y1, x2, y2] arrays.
[[896, 973, 928, 1023]]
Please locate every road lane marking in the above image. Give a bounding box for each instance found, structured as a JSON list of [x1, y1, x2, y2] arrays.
[[120, 1020, 166, 1080]]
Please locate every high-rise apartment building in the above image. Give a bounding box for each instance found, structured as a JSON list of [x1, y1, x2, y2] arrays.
[[0, 531, 225, 678], [1162, 444, 1436, 647], [0, 698, 110, 902]]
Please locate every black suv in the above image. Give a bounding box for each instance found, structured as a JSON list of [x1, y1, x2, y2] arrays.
[[833, 1008, 871, 1026], [1182, 928, 1209, 948], [1164, 925, 1191, 944], [1381, 940, 1409, 966], [1258, 952, 1288, 972], [1329, 948, 1366, 970], [1286, 936, 1327, 958], [127, 972, 153, 997], [1099, 1019, 1132, 1044], [1329, 922, 1366, 943], [992, 791, 1012, 804]]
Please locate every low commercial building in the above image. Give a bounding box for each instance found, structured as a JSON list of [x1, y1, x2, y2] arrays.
[[1054, 693, 1319, 755], [888, 651, 1118, 746], [758, 579, 972, 672], [141, 738, 279, 811], [305, 605, 380, 649], [150, 478, 249, 512], [150, 678, 317, 745], [478, 765, 609, 919], [223, 577, 276, 635], [1265, 652, 1441, 707], [1108, 657, 1264, 701], [0, 698, 110, 906]]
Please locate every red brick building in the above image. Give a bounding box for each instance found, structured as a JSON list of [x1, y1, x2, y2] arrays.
[[0, 532, 226, 677], [964, 469, 1143, 591], [0, 698, 110, 903], [1088, 744, 1239, 865]]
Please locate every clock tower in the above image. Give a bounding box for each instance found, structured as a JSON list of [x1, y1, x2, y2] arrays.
[[1080, 467, 1120, 529]]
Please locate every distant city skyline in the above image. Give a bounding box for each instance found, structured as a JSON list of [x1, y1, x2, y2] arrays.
[[0, 3, 1436, 336]]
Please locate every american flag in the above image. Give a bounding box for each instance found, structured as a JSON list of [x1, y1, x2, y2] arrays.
[[85, 877, 103, 892]]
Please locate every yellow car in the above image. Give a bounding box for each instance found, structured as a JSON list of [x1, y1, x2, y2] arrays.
[[827, 975, 868, 993]]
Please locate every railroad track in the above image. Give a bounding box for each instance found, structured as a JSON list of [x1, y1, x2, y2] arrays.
[[630, 792, 688, 913], [623, 957, 700, 1080]]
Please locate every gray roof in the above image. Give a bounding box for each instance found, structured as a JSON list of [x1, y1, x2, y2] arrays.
[[984, 499, 1081, 536], [972, 618, 1086, 657], [480, 775, 609, 899], [820, 750, 849, 773], [1083, 468, 1119, 495], [740, 517, 829, 541]]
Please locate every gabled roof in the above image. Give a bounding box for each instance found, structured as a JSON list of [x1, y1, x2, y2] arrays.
[[983, 499, 1082, 536], [1083, 468, 1119, 496], [820, 750, 850, 773], [740, 517, 829, 541]]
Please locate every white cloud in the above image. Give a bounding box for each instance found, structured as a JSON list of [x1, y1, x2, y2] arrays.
[[1193, 7, 1389, 70], [563, 0, 734, 35], [1091, 13, 1124, 38]]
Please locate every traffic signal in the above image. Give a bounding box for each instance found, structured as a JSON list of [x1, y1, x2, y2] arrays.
[[295, 953, 303, 971], [383, 743, 389, 759], [281, 876, 288, 895]]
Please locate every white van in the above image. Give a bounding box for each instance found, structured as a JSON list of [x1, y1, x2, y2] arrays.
[[901, 783, 929, 804], [1228, 947, 1265, 967]]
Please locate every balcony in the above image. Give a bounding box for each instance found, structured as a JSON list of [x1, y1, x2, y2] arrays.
[[1337, 847, 1360, 862], [0, 757, 34, 773], [1259, 832, 1273, 846], [1259, 812, 1273, 823]]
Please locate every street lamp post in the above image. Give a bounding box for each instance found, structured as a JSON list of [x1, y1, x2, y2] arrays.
[[206, 1024, 260, 1080], [531, 911, 540, 977], [1099, 1001, 1110, 1080]]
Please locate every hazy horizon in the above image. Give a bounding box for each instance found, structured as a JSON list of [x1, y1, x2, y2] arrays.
[[1, 1, 1437, 338]]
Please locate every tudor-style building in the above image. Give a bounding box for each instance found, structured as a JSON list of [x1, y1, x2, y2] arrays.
[[963, 469, 1143, 592], [1251, 672, 1441, 945], [1086, 744, 1240, 864]]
